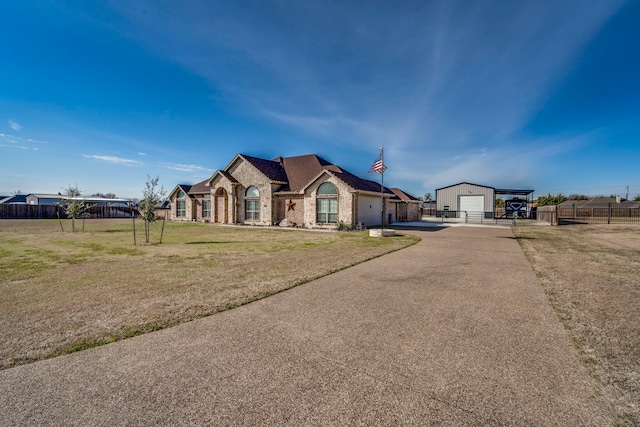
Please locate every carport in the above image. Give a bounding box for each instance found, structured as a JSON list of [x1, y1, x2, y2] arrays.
[[496, 188, 535, 218]]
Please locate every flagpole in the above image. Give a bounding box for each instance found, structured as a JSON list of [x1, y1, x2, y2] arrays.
[[380, 145, 384, 230]]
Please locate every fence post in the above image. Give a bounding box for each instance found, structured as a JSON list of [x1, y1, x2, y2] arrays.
[[608, 203, 611, 224]]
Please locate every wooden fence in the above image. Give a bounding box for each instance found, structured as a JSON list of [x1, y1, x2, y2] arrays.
[[535, 204, 640, 225], [0, 205, 137, 219]]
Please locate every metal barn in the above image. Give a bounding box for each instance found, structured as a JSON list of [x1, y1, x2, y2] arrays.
[[436, 182, 496, 220]]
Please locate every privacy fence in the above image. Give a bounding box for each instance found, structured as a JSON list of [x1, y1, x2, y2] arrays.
[[536, 204, 640, 225], [0, 205, 137, 219]]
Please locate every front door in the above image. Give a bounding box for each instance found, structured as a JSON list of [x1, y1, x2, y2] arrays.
[[214, 188, 228, 223]]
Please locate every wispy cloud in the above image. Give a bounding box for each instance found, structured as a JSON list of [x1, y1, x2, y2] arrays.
[[108, 0, 626, 193], [0, 133, 46, 150], [164, 163, 213, 173], [83, 154, 142, 165], [8, 120, 22, 131]]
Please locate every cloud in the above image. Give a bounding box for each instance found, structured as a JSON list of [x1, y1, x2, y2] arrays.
[[108, 1, 626, 193], [83, 155, 142, 165], [8, 120, 22, 131], [164, 163, 213, 173], [0, 133, 46, 150]]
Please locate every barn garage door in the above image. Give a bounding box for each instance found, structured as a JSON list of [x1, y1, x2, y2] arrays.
[[459, 195, 484, 217]]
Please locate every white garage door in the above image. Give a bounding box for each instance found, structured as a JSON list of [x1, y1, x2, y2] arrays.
[[459, 195, 484, 216]]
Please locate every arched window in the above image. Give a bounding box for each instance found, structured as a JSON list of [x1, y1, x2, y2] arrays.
[[245, 186, 260, 221], [317, 182, 338, 223], [176, 190, 186, 217]]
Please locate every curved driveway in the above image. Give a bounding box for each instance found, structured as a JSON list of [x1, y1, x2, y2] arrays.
[[0, 226, 612, 426]]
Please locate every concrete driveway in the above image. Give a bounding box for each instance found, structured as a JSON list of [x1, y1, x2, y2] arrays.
[[0, 226, 612, 426]]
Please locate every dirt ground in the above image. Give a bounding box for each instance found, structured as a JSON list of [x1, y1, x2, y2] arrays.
[[513, 224, 640, 425]]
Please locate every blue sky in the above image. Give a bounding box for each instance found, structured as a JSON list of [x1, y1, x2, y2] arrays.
[[1, 1, 639, 200]]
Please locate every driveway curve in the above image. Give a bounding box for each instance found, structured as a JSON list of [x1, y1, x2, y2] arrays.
[[0, 226, 612, 426]]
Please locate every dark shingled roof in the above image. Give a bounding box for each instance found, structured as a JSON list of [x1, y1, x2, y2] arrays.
[[279, 154, 341, 192], [389, 188, 419, 201], [188, 179, 209, 194], [218, 171, 238, 183], [240, 154, 288, 183], [223, 153, 393, 195], [330, 168, 393, 194]]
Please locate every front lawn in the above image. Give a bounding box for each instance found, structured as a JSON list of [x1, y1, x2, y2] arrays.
[[0, 219, 419, 369]]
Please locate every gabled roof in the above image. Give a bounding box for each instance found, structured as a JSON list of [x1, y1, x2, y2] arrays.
[[206, 170, 239, 187], [331, 168, 393, 194], [389, 188, 420, 202], [192, 153, 396, 196], [167, 184, 193, 199], [240, 154, 288, 183], [436, 182, 494, 191], [187, 179, 209, 195], [278, 154, 342, 192], [273, 154, 393, 195]]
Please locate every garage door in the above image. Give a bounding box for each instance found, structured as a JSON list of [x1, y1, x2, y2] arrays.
[[459, 195, 484, 217]]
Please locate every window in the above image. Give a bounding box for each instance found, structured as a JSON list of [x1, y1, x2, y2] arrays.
[[203, 199, 211, 218], [245, 186, 260, 221], [316, 182, 338, 223], [176, 190, 186, 217]]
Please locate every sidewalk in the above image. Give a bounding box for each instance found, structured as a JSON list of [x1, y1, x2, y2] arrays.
[[0, 226, 612, 426]]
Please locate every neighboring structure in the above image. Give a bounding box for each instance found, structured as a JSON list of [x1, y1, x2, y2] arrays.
[[558, 196, 639, 208], [387, 188, 421, 222], [168, 154, 399, 228], [24, 194, 132, 207], [0, 194, 27, 204], [436, 182, 534, 220]]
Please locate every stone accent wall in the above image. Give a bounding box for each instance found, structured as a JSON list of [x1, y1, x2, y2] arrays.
[[303, 176, 353, 229], [226, 159, 273, 225], [275, 195, 304, 226]]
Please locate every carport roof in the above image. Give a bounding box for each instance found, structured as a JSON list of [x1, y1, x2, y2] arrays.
[[495, 188, 534, 196]]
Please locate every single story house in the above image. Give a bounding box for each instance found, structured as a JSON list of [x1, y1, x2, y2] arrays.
[[168, 153, 400, 229]]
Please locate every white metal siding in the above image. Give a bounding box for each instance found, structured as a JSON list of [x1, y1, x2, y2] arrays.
[[436, 183, 495, 213]]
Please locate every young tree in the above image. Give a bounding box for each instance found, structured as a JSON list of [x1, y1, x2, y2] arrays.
[[59, 184, 92, 232], [138, 175, 166, 244], [536, 193, 568, 207], [424, 192, 433, 201], [495, 197, 505, 208]]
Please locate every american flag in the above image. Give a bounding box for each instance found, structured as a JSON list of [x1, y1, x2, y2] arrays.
[[368, 153, 387, 174]]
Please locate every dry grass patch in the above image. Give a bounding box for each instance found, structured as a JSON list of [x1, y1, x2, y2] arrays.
[[513, 224, 640, 425], [0, 219, 419, 370]]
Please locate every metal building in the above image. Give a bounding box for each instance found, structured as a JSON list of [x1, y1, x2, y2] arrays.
[[436, 182, 535, 220], [436, 182, 496, 220]]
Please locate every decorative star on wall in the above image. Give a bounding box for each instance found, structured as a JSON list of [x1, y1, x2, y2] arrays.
[[286, 200, 296, 211]]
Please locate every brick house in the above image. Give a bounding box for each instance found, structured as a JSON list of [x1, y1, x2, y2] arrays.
[[167, 153, 397, 228]]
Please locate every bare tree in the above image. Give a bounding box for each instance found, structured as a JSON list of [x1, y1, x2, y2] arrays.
[[138, 175, 166, 244]]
